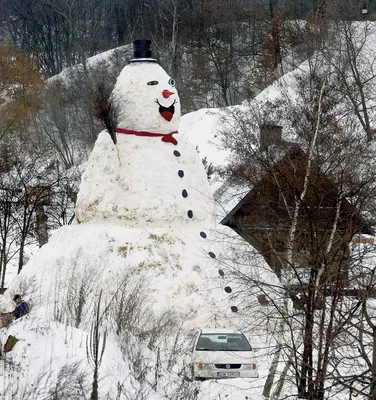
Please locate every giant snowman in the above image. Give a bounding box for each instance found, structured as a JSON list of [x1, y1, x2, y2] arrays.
[[4, 40, 249, 329]]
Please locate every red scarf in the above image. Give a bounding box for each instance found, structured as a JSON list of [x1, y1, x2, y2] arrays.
[[116, 128, 178, 145]]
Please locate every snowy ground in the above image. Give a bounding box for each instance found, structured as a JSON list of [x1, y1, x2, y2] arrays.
[[0, 315, 272, 399], [0, 218, 276, 399]]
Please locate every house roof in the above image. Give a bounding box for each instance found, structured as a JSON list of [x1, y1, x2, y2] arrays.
[[220, 144, 374, 236]]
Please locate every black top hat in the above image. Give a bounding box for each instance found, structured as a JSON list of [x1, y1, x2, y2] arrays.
[[132, 40, 156, 62]]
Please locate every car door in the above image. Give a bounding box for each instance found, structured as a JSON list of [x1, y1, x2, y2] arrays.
[[182, 331, 199, 377]]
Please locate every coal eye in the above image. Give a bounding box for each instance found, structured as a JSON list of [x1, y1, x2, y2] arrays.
[[169, 78, 175, 87], [147, 80, 159, 85]]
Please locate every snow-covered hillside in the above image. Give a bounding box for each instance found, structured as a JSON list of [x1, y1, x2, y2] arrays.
[[180, 21, 376, 215]]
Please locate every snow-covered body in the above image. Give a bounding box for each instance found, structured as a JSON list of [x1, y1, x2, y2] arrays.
[[6, 46, 236, 324], [76, 59, 215, 227], [69, 53, 225, 323], [13, 223, 230, 327], [75, 131, 215, 227]]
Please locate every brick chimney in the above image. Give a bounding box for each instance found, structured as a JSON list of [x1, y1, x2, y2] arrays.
[[260, 124, 283, 152]]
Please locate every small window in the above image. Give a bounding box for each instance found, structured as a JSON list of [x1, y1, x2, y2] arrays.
[[188, 332, 199, 351], [195, 333, 252, 351]]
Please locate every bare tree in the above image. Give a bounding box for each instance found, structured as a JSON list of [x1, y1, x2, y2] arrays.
[[0, 179, 20, 290], [218, 57, 376, 398], [86, 290, 107, 400], [0, 0, 115, 76], [323, 20, 376, 142]]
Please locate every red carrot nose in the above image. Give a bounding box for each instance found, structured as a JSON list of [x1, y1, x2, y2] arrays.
[[162, 89, 174, 99]]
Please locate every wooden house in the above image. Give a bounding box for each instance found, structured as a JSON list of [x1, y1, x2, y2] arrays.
[[220, 125, 373, 294]]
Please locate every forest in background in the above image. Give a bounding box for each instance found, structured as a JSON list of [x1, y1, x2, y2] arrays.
[[1, 0, 376, 111]]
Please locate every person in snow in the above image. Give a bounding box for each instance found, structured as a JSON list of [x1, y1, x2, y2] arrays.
[[0, 295, 29, 328], [11, 294, 30, 319]]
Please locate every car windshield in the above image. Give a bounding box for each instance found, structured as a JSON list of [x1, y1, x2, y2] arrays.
[[195, 333, 252, 351]]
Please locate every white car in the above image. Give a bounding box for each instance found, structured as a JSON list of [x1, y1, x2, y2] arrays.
[[183, 328, 259, 381]]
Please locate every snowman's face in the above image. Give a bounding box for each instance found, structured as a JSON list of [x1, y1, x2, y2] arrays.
[[112, 62, 181, 133]]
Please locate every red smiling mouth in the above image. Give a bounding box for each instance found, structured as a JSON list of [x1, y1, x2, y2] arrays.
[[156, 100, 176, 121]]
